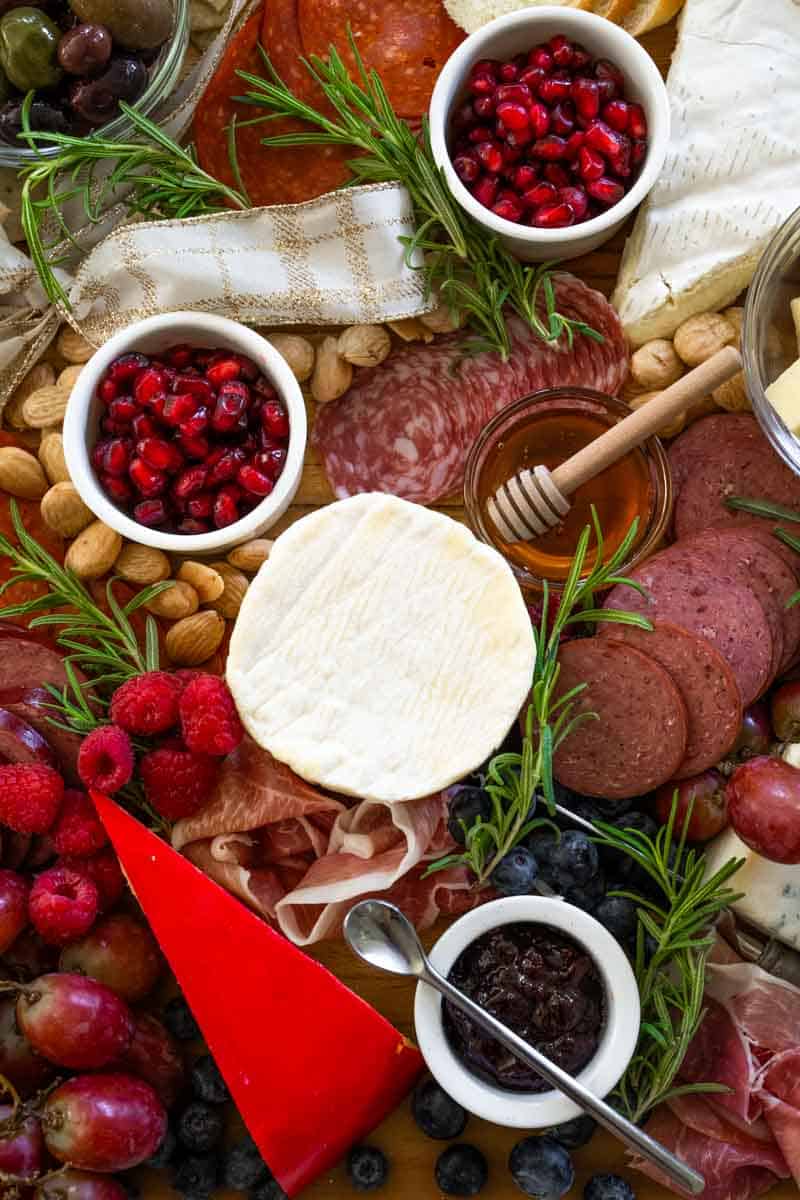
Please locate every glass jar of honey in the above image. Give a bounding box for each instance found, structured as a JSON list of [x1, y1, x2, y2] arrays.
[[463, 388, 672, 592]]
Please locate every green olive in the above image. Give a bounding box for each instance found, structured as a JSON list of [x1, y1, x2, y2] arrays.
[[0, 7, 63, 92], [0, 63, 10, 105], [70, 0, 172, 52]]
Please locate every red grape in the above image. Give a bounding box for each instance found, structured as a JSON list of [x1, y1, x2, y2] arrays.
[[2, 927, 59, 979], [116, 1012, 185, 1107], [770, 681, 800, 742], [38, 1170, 128, 1200], [654, 769, 728, 842], [0, 996, 54, 1097], [727, 756, 800, 863], [59, 913, 161, 1003], [0, 869, 29, 953], [42, 1073, 167, 1171], [0, 1104, 45, 1179], [16, 973, 134, 1069], [733, 702, 773, 759]]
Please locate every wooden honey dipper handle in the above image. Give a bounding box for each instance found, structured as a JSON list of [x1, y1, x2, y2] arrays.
[[552, 345, 742, 498]]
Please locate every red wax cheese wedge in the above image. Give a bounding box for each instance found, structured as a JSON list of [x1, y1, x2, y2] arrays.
[[92, 793, 423, 1195]]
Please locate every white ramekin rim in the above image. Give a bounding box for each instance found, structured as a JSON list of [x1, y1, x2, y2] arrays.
[[414, 895, 640, 1128], [63, 312, 307, 556]]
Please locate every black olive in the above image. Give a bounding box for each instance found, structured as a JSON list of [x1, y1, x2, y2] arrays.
[[0, 95, 69, 142], [57, 22, 111, 75], [68, 51, 145, 124]]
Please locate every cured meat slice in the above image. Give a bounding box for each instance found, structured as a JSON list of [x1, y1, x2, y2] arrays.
[[551, 638, 688, 800], [667, 413, 756, 509], [597, 620, 741, 778], [0, 688, 82, 783], [314, 275, 628, 504], [262, 0, 316, 102], [298, 0, 464, 118], [756, 1049, 800, 1183], [603, 553, 774, 706], [678, 997, 759, 1124]]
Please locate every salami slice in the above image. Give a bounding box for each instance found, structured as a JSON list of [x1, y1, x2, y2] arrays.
[[597, 621, 742, 778], [297, 0, 464, 118], [262, 0, 316, 102], [667, 413, 757, 509], [603, 552, 773, 706], [551, 638, 688, 800]]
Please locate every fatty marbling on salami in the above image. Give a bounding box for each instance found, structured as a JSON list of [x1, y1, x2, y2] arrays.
[[313, 275, 628, 504]]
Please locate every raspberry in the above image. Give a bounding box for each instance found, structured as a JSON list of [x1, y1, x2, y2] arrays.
[[29, 866, 99, 945], [110, 672, 181, 735], [60, 847, 125, 911], [51, 789, 108, 857], [140, 746, 220, 820], [179, 676, 244, 757], [78, 726, 134, 794], [0, 764, 64, 834]]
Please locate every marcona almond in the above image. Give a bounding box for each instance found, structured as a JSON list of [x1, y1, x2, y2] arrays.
[[40, 483, 94, 537], [310, 336, 352, 404], [38, 432, 70, 485], [338, 324, 391, 368], [56, 364, 83, 393], [227, 538, 273, 573], [165, 610, 226, 666], [65, 520, 122, 580], [176, 561, 225, 604], [56, 326, 95, 365], [208, 562, 248, 618], [21, 385, 69, 429], [387, 317, 434, 343], [673, 313, 736, 367], [144, 581, 199, 620], [0, 447, 48, 499], [628, 391, 686, 439], [267, 333, 315, 382], [4, 364, 56, 430], [115, 542, 171, 585]]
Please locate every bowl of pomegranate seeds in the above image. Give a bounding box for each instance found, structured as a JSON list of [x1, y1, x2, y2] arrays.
[[63, 312, 307, 553], [429, 9, 670, 261]]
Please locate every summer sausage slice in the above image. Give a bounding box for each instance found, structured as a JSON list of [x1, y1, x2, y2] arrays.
[[597, 620, 742, 778], [551, 638, 688, 800]]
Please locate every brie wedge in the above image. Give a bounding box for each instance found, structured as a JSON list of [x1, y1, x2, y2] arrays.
[[613, 0, 800, 346], [227, 494, 536, 804], [704, 826, 800, 950]]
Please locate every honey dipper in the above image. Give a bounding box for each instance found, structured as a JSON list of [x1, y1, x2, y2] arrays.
[[488, 345, 743, 543]]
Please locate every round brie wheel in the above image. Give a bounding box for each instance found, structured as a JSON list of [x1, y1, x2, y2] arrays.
[[226, 493, 536, 803]]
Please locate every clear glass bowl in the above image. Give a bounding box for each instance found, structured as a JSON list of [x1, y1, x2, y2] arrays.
[[744, 205, 800, 475], [463, 387, 673, 594], [0, 0, 190, 168]]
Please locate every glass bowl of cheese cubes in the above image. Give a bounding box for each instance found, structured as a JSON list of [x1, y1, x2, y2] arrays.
[[744, 205, 800, 474]]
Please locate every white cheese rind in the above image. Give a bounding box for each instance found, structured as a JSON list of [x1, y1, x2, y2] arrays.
[[613, 0, 800, 346], [227, 494, 536, 804], [704, 826, 800, 950]]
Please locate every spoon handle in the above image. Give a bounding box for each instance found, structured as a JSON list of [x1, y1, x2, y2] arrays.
[[424, 966, 704, 1196]]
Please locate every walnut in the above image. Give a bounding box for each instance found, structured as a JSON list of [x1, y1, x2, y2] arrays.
[[310, 337, 353, 404], [338, 324, 391, 368], [673, 312, 737, 366], [713, 371, 751, 412], [630, 340, 684, 389], [387, 317, 434, 343], [628, 390, 686, 439], [267, 333, 315, 382]]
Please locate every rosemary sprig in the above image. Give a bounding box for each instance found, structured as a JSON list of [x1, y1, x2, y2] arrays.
[[593, 803, 744, 1123], [427, 513, 651, 886], [232, 41, 602, 359], [18, 100, 248, 308]]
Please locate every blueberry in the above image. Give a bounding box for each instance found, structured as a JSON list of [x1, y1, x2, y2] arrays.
[[146, 1127, 178, 1169], [549, 1114, 597, 1150], [614, 811, 658, 841], [584, 1173, 636, 1200], [250, 1173, 288, 1200], [552, 831, 598, 887], [347, 1145, 389, 1192], [524, 832, 559, 885], [447, 786, 492, 845], [594, 895, 638, 943], [509, 1136, 574, 1198], [435, 1144, 488, 1197], [172, 1154, 220, 1199], [223, 1137, 268, 1191], [176, 1102, 224, 1153], [191, 1054, 230, 1105], [411, 1077, 467, 1140], [491, 846, 539, 895], [562, 871, 605, 912], [164, 995, 200, 1041]]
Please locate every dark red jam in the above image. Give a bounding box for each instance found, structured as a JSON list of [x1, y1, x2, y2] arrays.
[[443, 922, 604, 1093]]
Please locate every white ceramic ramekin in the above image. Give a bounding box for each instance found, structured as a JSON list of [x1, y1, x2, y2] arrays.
[[63, 312, 307, 556], [429, 8, 670, 261], [414, 895, 640, 1128]]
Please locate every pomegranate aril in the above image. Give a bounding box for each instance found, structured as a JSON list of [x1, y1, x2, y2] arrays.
[[101, 417, 126, 435], [467, 124, 493, 143], [578, 145, 605, 181], [102, 474, 133, 504], [608, 137, 632, 178], [495, 118, 507, 139], [602, 100, 629, 132], [492, 191, 524, 223], [532, 201, 575, 229], [255, 448, 287, 479], [162, 394, 198, 426], [512, 164, 538, 191], [99, 378, 119, 404], [165, 345, 193, 369], [564, 131, 585, 160], [473, 95, 495, 119], [528, 101, 550, 138], [471, 59, 499, 78], [187, 492, 214, 519], [595, 58, 624, 91], [172, 465, 208, 501], [475, 140, 504, 173], [628, 103, 647, 139], [132, 413, 156, 439], [519, 65, 545, 92], [631, 138, 647, 167], [237, 465, 274, 496], [253, 377, 279, 402], [532, 135, 569, 160], [91, 442, 107, 472], [452, 102, 475, 132], [101, 438, 131, 478], [207, 448, 246, 487], [468, 74, 495, 97], [107, 353, 149, 384], [596, 77, 617, 104], [559, 185, 589, 221], [260, 401, 290, 439], [180, 434, 211, 461], [572, 77, 600, 122], [504, 128, 532, 149], [549, 34, 573, 67], [495, 83, 531, 107], [538, 72, 572, 104], [543, 164, 570, 188], [212, 382, 249, 433], [213, 487, 240, 529], [234, 354, 259, 382], [129, 458, 167, 498], [501, 143, 524, 167], [587, 176, 625, 206], [134, 500, 168, 527], [495, 101, 529, 132], [173, 375, 214, 404], [107, 397, 138, 425], [585, 119, 625, 159], [137, 437, 182, 473], [453, 153, 480, 183], [550, 101, 575, 137], [521, 180, 558, 209], [133, 368, 168, 406], [205, 358, 241, 388], [179, 407, 209, 439], [176, 518, 209, 535], [572, 44, 592, 71], [527, 45, 552, 72]]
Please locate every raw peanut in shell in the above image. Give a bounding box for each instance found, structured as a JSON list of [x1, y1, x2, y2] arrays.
[[208, 562, 248, 619], [630, 339, 684, 389], [5, 364, 56, 430], [21, 386, 70, 429], [176, 561, 225, 604], [144, 581, 199, 620], [40, 483, 94, 537], [114, 543, 170, 586], [38, 432, 70, 485], [165, 610, 226, 666], [266, 333, 315, 382], [338, 324, 392, 368], [55, 326, 95, 365], [64, 521, 122, 580], [0, 447, 48, 499], [227, 538, 273, 573], [311, 337, 353, 404], [673, 312, 737, 366]]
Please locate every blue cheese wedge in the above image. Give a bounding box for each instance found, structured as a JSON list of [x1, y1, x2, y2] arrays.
[[704, 826, 800, 949], [766, 358, 800, 436]]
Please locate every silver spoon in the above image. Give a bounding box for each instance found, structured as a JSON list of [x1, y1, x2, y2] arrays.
[[344, 899, 704, 1197]]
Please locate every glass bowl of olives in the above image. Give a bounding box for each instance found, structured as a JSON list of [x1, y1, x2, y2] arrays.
[[0, 0, 189, 165]]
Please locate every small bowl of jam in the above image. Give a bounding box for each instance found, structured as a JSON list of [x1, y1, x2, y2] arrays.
[[463, 388, 672, 593], [414, 896, 640, 1128]]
